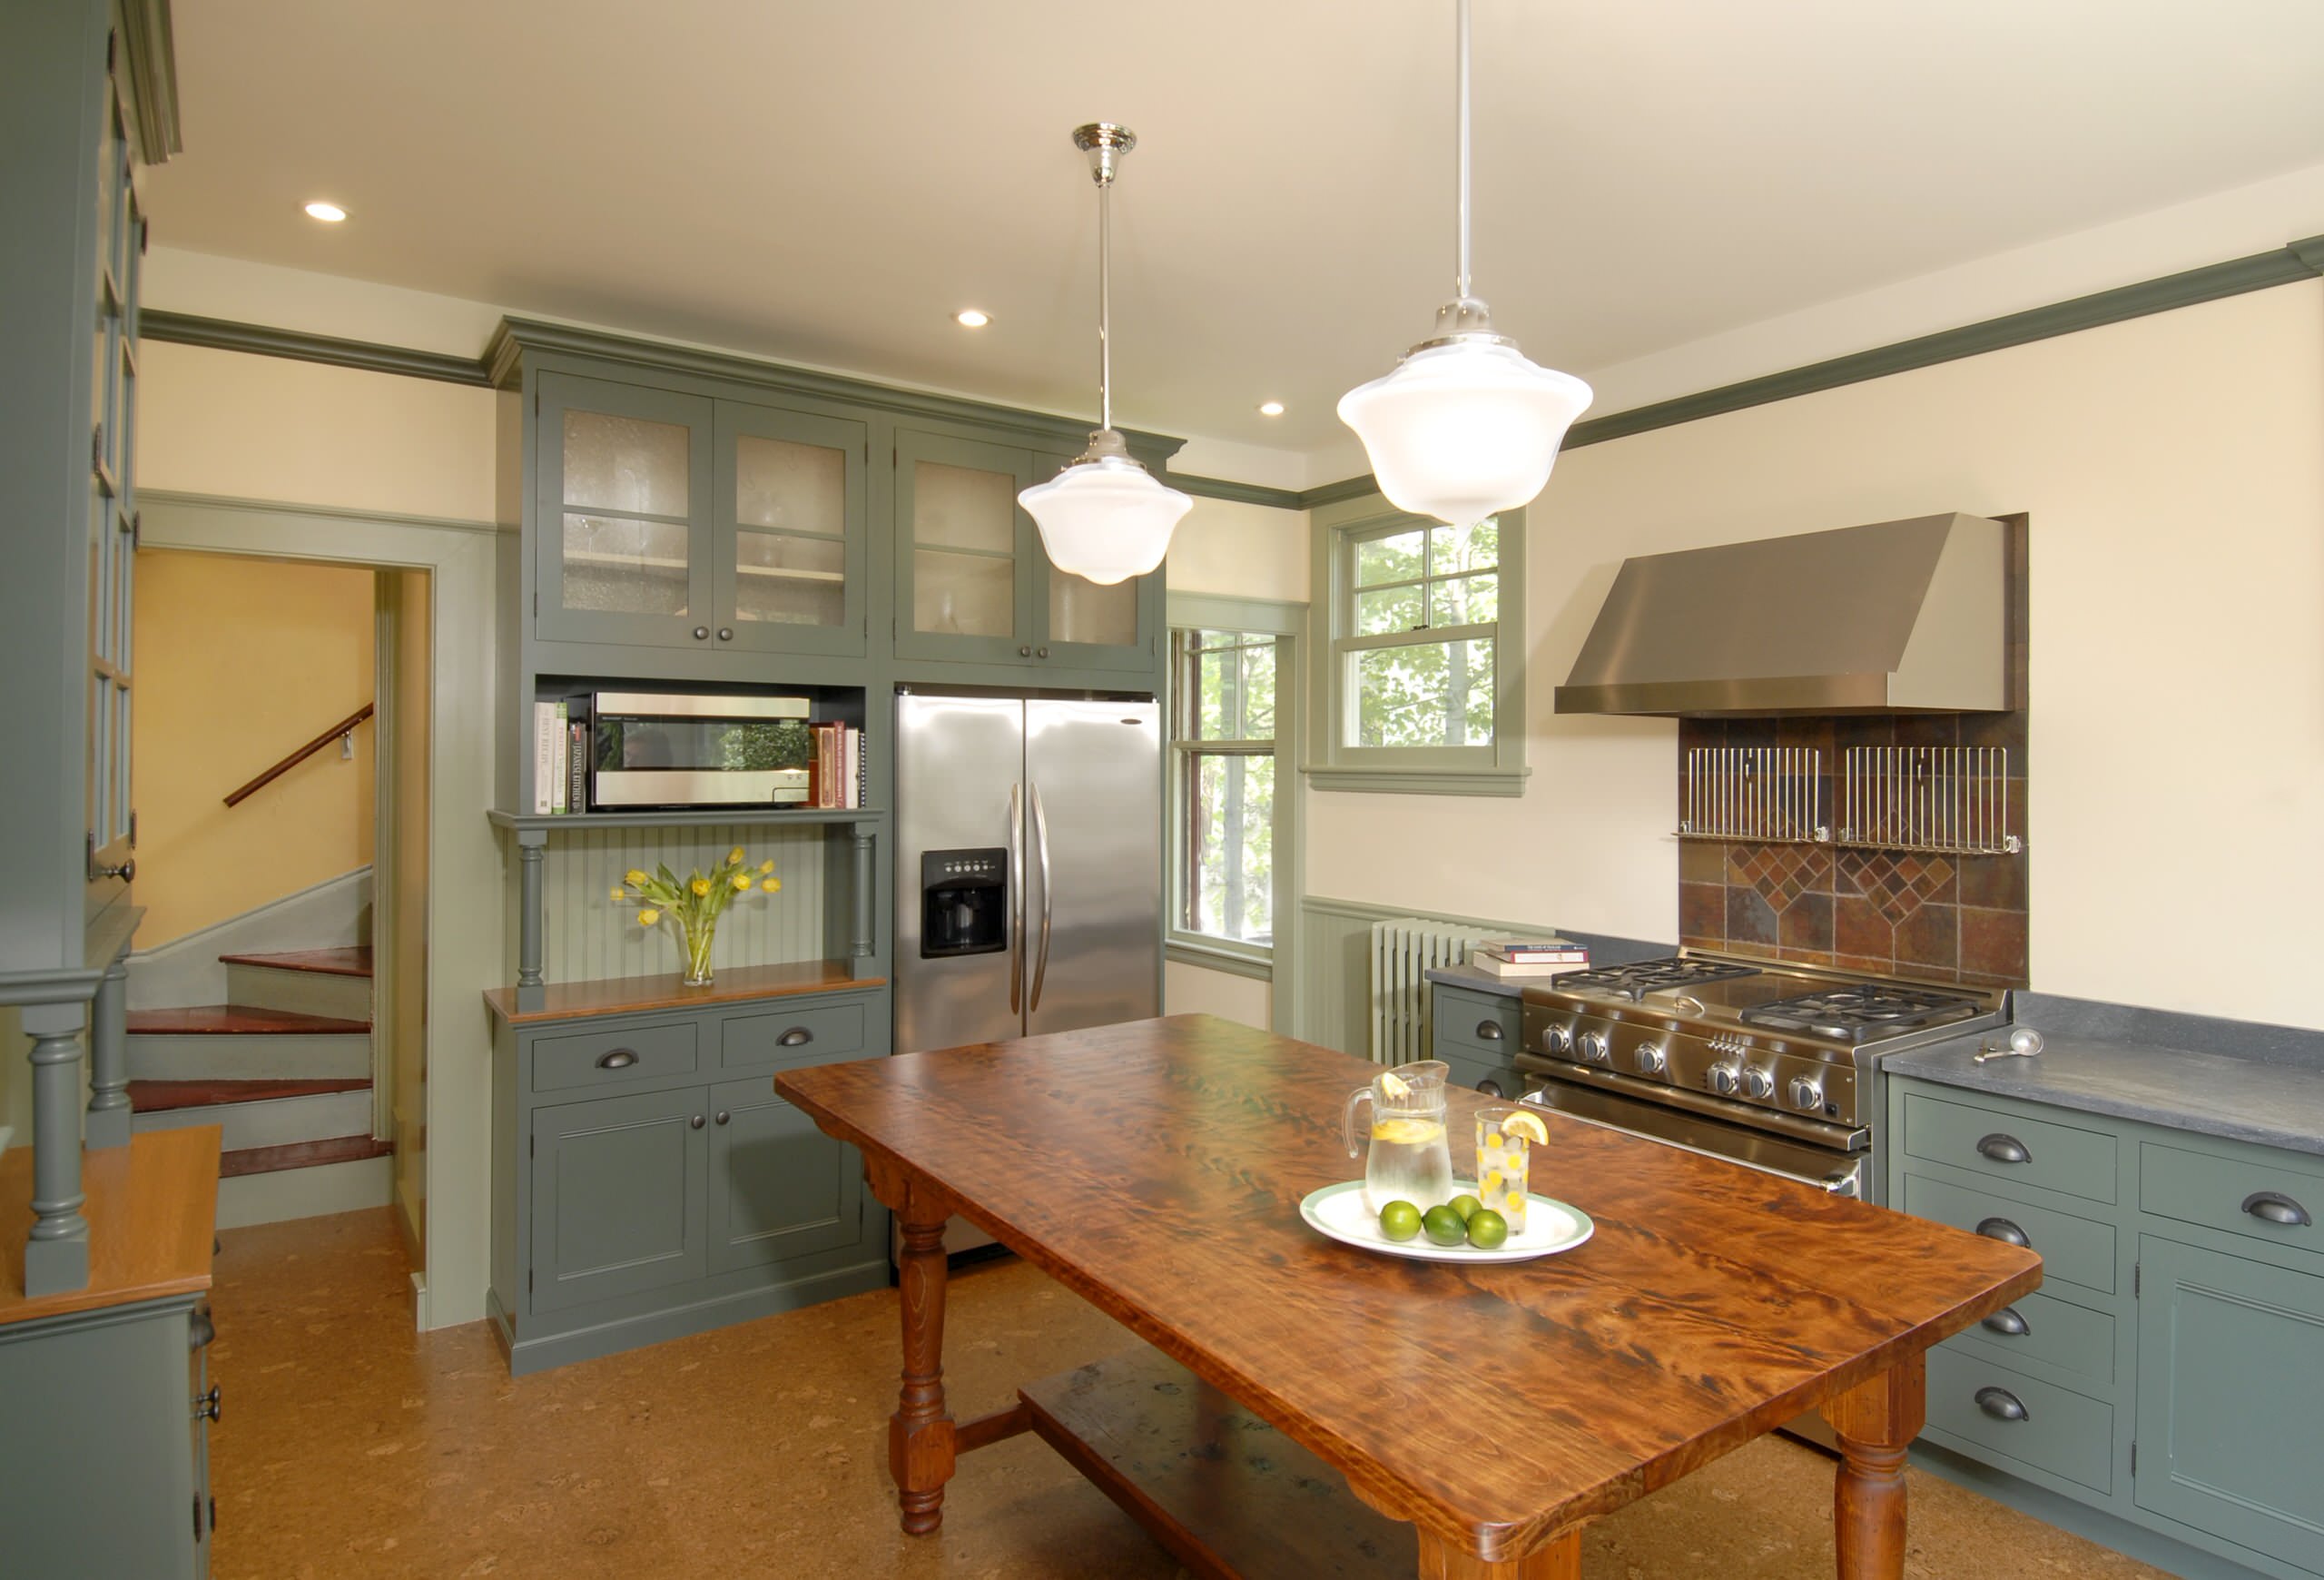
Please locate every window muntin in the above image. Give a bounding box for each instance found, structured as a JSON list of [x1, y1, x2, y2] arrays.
[[1336, 516, 1500, 752], [1172, 628, 1276, 948]]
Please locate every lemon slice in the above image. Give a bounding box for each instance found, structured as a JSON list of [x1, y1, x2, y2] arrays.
[[1500, 1110, 1551, 1146], [1378, 1070, 1412, 1101]]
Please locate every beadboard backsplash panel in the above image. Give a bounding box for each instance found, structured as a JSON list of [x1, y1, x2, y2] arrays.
[[530, 823, 828, 984]]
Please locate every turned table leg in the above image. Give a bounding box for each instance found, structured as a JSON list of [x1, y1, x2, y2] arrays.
[[1416, 1526, 1581, 1579], [1825, 1353, 1926, 1580], [890, 1204, 957, 1535]]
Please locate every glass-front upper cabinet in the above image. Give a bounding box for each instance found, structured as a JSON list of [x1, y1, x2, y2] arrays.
[[715, 400, 868, 657], [537, 373, 715, 650], [894, 430, 1158, 672]]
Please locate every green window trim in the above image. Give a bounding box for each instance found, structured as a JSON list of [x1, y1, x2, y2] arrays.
[[1305, 492, 1528, 795]]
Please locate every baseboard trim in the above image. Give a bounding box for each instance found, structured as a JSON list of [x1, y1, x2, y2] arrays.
[[492, 1260, 891, 1377]]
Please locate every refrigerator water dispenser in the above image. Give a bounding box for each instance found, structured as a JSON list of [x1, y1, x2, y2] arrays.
[[920, 848, 1008, 957]]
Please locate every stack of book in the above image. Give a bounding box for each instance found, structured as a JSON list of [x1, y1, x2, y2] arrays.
[[1469, 938, 1590, 979], [806, 723, 866, 809], [532, 699, 590, 815]]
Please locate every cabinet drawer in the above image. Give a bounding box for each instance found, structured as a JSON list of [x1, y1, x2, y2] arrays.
[[1944, 1290, 2115, 1388], [2140, 1141, 2324, 1264], [1901, 1091, 2116, 1205], [531, 1020, 698, 1093], [1433, 988, 1520, 1063], [722, 1001, 868, 1068], [1925, 1348, 2113, 1495], [1899, 1171, 2118, 1296]]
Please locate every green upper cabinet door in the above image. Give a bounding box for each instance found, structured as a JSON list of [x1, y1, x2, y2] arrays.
[[1026, 449, 1164, 675], [537, 372, 717, 651], [894, 428, 1038, 666], [714, 400, 869, 657]]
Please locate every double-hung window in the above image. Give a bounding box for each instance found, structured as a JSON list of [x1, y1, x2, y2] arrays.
[[1169, 627, 1279, 955], [1307, 496, 1527, 795]]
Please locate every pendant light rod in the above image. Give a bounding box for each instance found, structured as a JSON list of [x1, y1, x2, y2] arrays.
[[1073, 123, 1137, 438], [1455, 0, 1472, 301]]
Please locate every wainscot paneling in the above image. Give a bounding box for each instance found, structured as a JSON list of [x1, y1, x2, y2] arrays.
[[537, 824, 826, 984]]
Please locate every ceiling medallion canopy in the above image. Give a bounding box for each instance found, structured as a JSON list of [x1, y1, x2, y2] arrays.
[[1337, 0, 1594, 528]]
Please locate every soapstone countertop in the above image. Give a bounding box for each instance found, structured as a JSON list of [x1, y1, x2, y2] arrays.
[[1885, 1032, 2324, 1160]]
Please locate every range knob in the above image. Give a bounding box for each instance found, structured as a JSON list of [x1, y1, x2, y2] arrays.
[[1539, 1023, 1573, 1056], [1706, 1062, 1742, 1097], [1576, 1031, 1610, 1064], [1742, 1066, 1777, 1100], [1787, 1074, 1827, 1111], [1632, 1042, 1669, 1076]]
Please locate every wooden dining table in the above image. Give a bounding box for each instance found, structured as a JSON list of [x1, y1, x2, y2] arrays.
[[775, 1014, 2043, 1579]]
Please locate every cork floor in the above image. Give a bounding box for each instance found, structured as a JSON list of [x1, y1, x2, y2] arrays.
[[206, 1210, 2169, 1579]]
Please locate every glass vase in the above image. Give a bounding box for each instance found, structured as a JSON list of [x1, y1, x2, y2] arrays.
[[680, 919, 716, 986]]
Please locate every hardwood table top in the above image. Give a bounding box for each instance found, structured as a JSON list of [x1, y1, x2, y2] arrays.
[[776, 1014, 2042, 1562]]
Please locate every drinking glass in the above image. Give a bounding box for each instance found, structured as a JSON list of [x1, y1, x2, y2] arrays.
[[1474, 1105, 1531, 1231]]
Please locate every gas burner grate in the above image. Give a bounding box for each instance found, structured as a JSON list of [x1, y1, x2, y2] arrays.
[[1549, 957, 1761, 1002], [1738, 984, 1983, 1043]]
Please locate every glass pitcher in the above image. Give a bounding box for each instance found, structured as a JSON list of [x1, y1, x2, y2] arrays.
[[1344, 1060, 1454, 1214]]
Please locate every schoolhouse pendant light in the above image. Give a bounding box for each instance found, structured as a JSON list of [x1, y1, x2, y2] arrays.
[[1336, 0, 1593, 527], [1018, 123, 1191, 587]]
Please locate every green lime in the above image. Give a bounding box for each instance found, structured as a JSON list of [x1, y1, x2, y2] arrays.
[[1466, 1209, 1510, 1250], [1422, 1205, 1468, 1246], [1377, 1200, 1423, 1243], [1448, 1193, 1482, 1223]]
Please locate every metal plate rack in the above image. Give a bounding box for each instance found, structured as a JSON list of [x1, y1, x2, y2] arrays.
[[1679, 744, 2024, 856]]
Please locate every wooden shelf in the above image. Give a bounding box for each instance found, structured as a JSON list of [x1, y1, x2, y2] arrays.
[[0, 1128, 219, 1328], [484, 959, 885, 1026], [489, 805, 884, 834]]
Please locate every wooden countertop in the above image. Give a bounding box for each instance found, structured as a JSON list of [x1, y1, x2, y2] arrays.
[[485, 960, 884, 1025], [778, 1014, 2043, 1559], [0, 1126, 220, 1328]]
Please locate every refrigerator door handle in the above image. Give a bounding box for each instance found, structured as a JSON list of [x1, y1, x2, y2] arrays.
[[1008, 782, 1024, 1015], [1029, 783, 1054, 1012]]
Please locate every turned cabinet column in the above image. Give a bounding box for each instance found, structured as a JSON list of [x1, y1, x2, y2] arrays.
[[84, 958, 133, 1149], [22, 1001, 92, 1297]]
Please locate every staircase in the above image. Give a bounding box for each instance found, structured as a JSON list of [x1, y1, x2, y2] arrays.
[[125, 946, 393, 1229]]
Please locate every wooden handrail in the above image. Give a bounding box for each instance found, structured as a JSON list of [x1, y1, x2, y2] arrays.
[[223, 703, 375, 807]]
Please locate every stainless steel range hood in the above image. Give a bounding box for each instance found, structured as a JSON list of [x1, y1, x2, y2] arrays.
[[1554, 512, 2010, 717]]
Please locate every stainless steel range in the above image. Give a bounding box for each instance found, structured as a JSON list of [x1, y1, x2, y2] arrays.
[[1514, 951, 2006, 1201]]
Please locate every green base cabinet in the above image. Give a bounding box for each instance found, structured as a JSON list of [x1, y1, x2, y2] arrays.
[[0, 1296, 214, 1580], [1430, 983, 1525, 1099], [1890, 1074, 2324, 1579], [491, 985, 891, 1376]]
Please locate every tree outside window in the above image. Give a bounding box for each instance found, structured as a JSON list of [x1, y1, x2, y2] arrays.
[[1341, 517, 1499, 749]]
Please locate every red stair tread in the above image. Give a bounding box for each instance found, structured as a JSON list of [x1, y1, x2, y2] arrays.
[[215, 946, 374, 978], [221, 1135, 393, 1178], [127, 1076, 371, 1112], [125, 1004, 369, 1036]]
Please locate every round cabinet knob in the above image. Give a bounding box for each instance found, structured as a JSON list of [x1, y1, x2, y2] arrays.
[[689, 1113, 706, 1131], [1632, 1042, 1668, 1076], [717, 627, 734, 642], [694, 626, 710, 640], [1741, 1066, 1776, 1100], [1036, 646, 1049, 658], [1787, 1074, 1826, 1111], [1575, 1031, 1610, 1064], [714, 1111, 731, 1126], [1019, 645, 1034, 657], [1706, 1062, 1741, 1097], [1539, 1023, 1573, 1056]]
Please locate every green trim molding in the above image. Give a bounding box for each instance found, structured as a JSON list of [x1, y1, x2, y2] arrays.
[[142, 311, 493, 388], [1164, 938, 1273, 982], [1164, 474, 1304, 511], [1166, 591, 1307, 637]]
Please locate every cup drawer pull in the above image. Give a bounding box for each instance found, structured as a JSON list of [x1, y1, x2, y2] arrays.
[[777, 1027, 813, 1047], [1475, 1020, 1504, 1041], [1980, 1305, 2030, 1337], [596, 1049, 639, 1070], [1975, 1132, 2030, 1164], [1974, 1386, 2029, 1423], [2243, 1190, 2313, 1229], [1976, 1216, 2030, 1248]]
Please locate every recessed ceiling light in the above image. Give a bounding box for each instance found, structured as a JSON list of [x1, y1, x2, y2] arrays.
[[303, 201, 348, 222], [955, 309, 991, 328], [1257, 400, 1285, 417]]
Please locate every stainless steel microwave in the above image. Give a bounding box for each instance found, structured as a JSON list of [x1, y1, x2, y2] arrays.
[[590, 692, 812, 809]]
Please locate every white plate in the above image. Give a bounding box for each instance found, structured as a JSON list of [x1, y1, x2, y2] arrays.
[[1298, 1180, 1595, 1264]]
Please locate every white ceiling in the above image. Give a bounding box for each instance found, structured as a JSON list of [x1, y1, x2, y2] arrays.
[[144, 0, 2324, 470]]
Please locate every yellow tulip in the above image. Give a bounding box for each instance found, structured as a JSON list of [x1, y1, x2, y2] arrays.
[[625, 869, 649, 887], [762, 877, 782, 892], [635, 908, 660, 927], [726, 846, 745, 867], [610, 886, 626, 903], [731, 872, 753, 891], [759, 859, 775, 874], [690, 877, 712, 897]]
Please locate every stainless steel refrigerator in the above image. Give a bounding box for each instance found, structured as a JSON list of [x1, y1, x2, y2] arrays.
[[894, 687, 1162, 1251]]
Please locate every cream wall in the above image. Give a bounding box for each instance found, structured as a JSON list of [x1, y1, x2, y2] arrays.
[[1164, 962, 1270, 1030], [1306, 281, 2324, 1030], [1165, 496, 1309, 602], [131, 551, 378, 945]]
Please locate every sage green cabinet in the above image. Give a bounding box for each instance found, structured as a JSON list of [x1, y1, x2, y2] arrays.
[[529, 1084, 708, 1313], [2136, 1235, 2324, 1575], [535, 373, 868, 659], [707, 1067, 864, 1273], [1430, 983, 1524, 1098], [894, 430, 1159, 674]]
